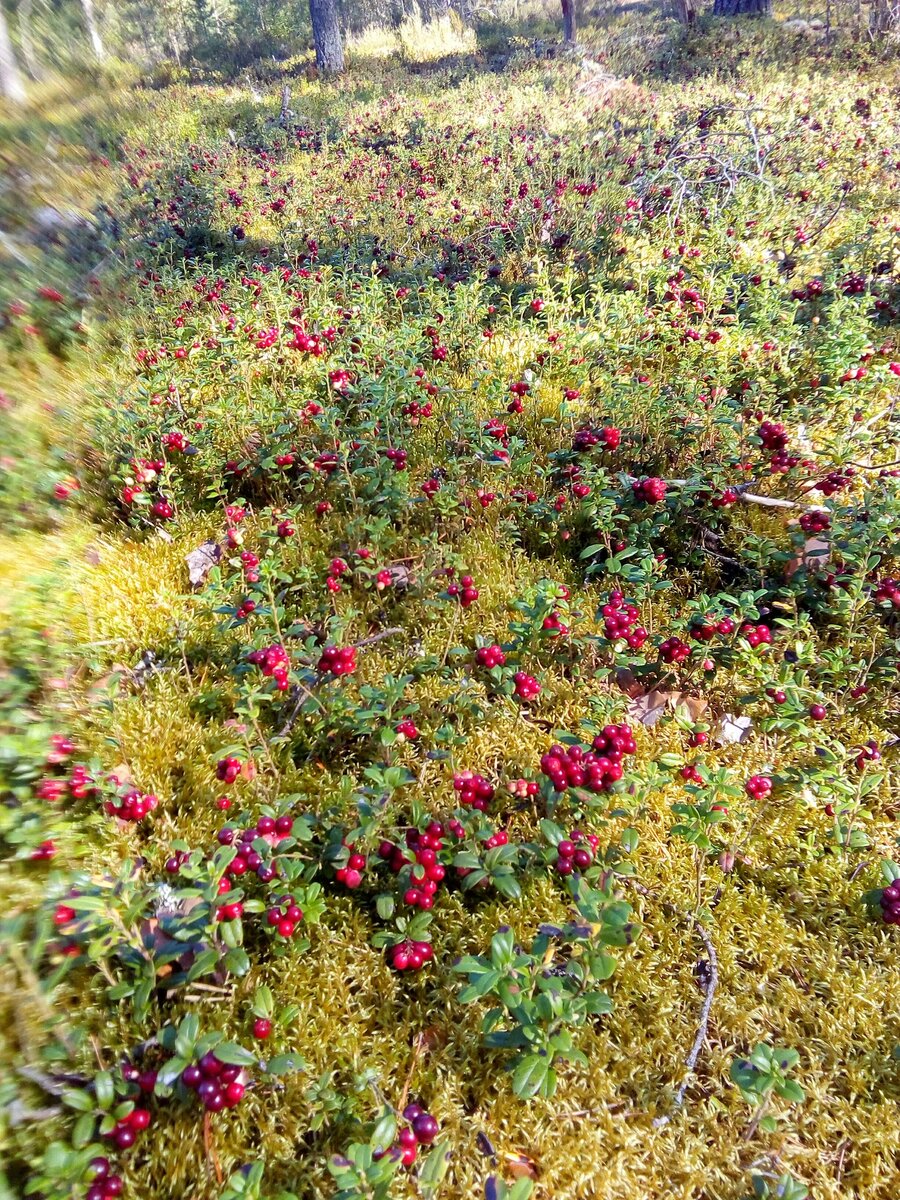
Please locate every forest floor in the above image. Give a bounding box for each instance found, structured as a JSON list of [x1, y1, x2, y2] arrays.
[[2, 7, 900, 1200]]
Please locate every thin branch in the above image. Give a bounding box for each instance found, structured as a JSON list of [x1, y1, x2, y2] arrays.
[[352, 626, 403, 650], [653, 912, 719, 1126]]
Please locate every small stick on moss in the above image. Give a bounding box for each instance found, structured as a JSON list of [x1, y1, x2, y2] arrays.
[[653, 915, 719, 1127], [398, 1032, 427, 1115], [352, 627, 403, 650], [203, 1110, 223, 1184]]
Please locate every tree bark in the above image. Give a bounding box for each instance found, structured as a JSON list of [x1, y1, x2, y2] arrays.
[[712, 0, 771, 14], [561, 0, 576, 43], [80, 0, 105, 58], [17, 0, 42, 80], [0, 4, 26, 102], [421, 0, 450, 19], [309, 0, 344, 75]]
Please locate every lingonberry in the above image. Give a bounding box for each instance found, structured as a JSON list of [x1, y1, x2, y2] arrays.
[[659, 636, 691, 665], [745, 774, 772, 800], [453, 770, 495, 811], [412, 1113, 439, 1143], [217, 756, 242, 784], [318, 645, 358, 676], [476, 644, 506, 669], [631, 476, 667, 503], [513, 671, 541, 701], [253, 1017, 272, 1039]]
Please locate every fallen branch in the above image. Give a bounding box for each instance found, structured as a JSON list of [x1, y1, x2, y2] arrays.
[[278, 681, 321, 737], [353, 627, 403, 650], [652, 912, 719, 1126], [738, 492, 798, 509]]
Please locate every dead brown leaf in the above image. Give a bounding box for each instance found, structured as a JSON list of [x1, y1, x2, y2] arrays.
[[626, 688, 678, 726], [504, 1152, 539, 1180]]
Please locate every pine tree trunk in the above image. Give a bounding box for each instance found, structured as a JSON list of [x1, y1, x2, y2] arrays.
[[0, 4, 26, 102], [712, 0, 771, 14], [561, 0, 576, 43], [80, 0, 105, 58], [421, 0, 450, 20], [309, 0, 344, 75], [17, 0, 42, 80]]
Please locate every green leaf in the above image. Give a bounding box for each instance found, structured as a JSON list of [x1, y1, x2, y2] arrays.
[[211, 1042, 258, 1067], [62, 1089, 94, 1113], [72, 1112, 96, 1148], [417, 1137, 452, 1193], [187, 949, 221, 982], [511, 1054, 550, 1098], [252, 985, 275, 1019], [371, 1110, 397, 1154], [778, 1079, 806, 1104], [264, 1054, 305, 1076]]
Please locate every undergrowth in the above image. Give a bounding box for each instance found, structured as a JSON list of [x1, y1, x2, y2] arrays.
[[2, 8, 900, 1200]]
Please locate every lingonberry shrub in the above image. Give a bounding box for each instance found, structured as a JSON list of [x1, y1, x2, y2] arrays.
[[454, 886, 639, 1098]]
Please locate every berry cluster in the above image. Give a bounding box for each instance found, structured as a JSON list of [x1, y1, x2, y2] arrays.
[[389, 1104, 440, 1166], [248, 643, 291, 690], [873, 577, 900, 608], [84, 1158, 124, 1200], [105, 788, 159, 823], [217, 755, 243, 784], [855, 739, 881, 770], [572, 425, 621, 452], [600, 591, 648, 649], [240, 550, 259, 584], [265, 893, 305, 939], [740, 621, 773, 649], [745, 774, 772, 800], [540, 726, 635, 793], [400, 823, 447, 908], [180, 1052, 247, 1112], [453, 771, 495, 811], [103, 1106, 152, 1152], [476, 644, 506, 669], [325, 556, 349, 593], [542, 609, 569, 637], [689, 616, 736, 642], [814, 469, 853, 496], [710, 487, 738, 508], [799, 509, 831, 534], [553, 829, 600, 875], [659, 635, 691, 664], [631, 476, 667, 503], [215, 813, 295, 883], [336, 847, 367, 889], [447, 574, 479, 607], [382, 447, 408, 471], [757, 420, 789, 451], [879, 878, 900, 923], [318, 645, 358, 675], [513, 671, 541, 701], [389, 939, 434, 972]]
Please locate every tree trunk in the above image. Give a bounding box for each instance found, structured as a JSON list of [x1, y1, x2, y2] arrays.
[[17, 0, 42, 80], [561, 0, 576, 43], [421, 0, 450, 20], [673, 0, 698, 22], [309, 0, 344, 74], [80, 0, 105, 58], [0, 4, 26, 102], [712, 0, 771, 14]]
